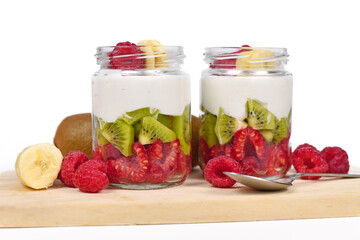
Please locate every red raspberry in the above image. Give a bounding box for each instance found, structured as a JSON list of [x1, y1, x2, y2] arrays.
[[232, 127, 267, 162], [109, 41, 144, 70], [295, 143, 317, 152], [210, 45, 251, 69], [147, 139, 164, 163], [199, 138, 211, 164], [278, 136, 290, 153], [105, 144, 122, 160], [210, 144, 225, 159], [93, 146, 105, 161], [73, 160, 109, 193], [321, 147, 349, 173], [241, 156, 262, 176], [59, 151, 89, 187], [204, 156, 241, 188], [266, 145, 291, 176], [225, 144, 234, 158], [292, 147, 328, 180]]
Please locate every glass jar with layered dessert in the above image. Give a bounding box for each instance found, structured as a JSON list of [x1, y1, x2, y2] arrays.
[[199, 46, 293, 177], [92, 40, 191, 189]]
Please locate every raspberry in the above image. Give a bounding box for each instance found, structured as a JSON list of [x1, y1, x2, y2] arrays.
[[295, 143, 317, 152], [232, 127, 267, 162], [321, 147, 349, 173], [147, 139, 164, 163], [210, 144, 225, 159], [278, 136, 290, 153], [224, 144, 234, 158], [266, 145, 291, 176], [292, 147, 328, 180], [105, 144, 122, 160], [241, 156, 262, 176], [59, 151, 89, 187], [109, 41, 144, 70], [199, 138, 211, 164], [210, 45, 251, 69], [73, 160, 109, 193], [204, 156, 241, 188], [93, 146, 105, 161]]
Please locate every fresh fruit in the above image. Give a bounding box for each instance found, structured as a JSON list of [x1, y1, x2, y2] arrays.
[[73, 160, 109, 193], [139, 117, 176, 145], [101, 119, 134, 157], [236, 48, 275, 70], [109, 41, 144, 70], [106, 142, 150, 183], [204, 156, 241, 188], [59, 151, 89, 187], [273, 117, 288, 144], [191, 115, 201, 167], [122, 107, 159, 125], [97, 120, 110, 146], [240, 156, 261, 176], [211, 45, 251, 69], [292, 147, 328, 180], [199, 111, 218, 148], [232, 127, 267, 161], [266, 145, 291, 175], [199, 138, 211, 165], [54, 113, 92, 159], [209, 144, 225, 159], [295, 143, 317, 151], [157, 114, 173, 128], [171, 105, 191, 155], [147, 139, 164, 163], [104, 144, 122, 160], [246, 99, 275, 130], [321, 147, 349, 174], [214, 107, 241, 145], [260, 130, 274, 143], [15, 143, 63, 190], [137, 40, 169, 69]]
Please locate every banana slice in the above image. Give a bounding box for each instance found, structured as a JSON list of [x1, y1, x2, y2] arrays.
[[236, 49, 275, 70], [15, 143, 63, 190], [137, 40, 169, 69]]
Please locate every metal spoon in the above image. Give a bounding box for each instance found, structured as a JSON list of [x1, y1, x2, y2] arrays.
[[223, 172, 360, 191]]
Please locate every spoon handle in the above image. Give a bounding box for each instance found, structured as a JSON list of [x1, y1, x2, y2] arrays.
[[290, 172, 360, 180]]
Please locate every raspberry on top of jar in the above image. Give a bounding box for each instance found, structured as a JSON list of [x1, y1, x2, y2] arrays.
[[200, 45, 292, 178]]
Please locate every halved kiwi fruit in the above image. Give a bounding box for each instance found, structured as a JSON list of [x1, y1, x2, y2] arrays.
[[157, 114, 173, 128], [199, 111, 218, 148], [260, 130, 274, 143], [273, 117, 288, 144], [101, 119, 134, 156], [139, 117, 176, 145], [171, 105, 191, 155], [122, 107, 159, 125], [246, 99, 275, 130], [214, 107, 239, 145]]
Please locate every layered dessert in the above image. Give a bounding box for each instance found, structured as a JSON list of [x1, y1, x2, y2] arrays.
[[199, 46, 293, 177], [92, 40, 191, 188]]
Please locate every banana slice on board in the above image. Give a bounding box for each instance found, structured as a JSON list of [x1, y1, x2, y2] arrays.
[[15, 143, 63, 190], [138, 40, 169, 69]]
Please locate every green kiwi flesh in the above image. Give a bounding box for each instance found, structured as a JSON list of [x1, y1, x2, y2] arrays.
[[139, 117, 176, 145], [200, 111, 218, 148], [171, 105, 191, 155], [246, 99, 275, 130], [273, 117, 288, 144], [122, 107, 159, 125], [214, 107, 239, 145], [260, 130, 274, 143], [157, 114, 173, 128], [101, 119, 134, 156]]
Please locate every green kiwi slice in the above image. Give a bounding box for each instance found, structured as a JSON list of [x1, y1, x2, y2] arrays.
[[122, 107, 159, 125], [157, 114, 173, 128], [260, 130, 274, 143], [139, 117, 176, 145], [273, 117, 288, 144], [96, 118, 110, 145], [101, 119, 134, 156], [133, 121, 141, 139], [200, 111, 218, 148], [214, 107, 239, 145], [246, 99, 275, 130], [171, 105, 191, 155]]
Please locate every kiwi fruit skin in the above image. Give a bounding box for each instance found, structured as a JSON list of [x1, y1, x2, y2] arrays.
[[101, 119, 135, 157], [273, 117, 288, 144], [54, 113, 92, 159], [139, 117, 176, 145], [199, 111, 218, 148], [246, 99, 275, 130], [122, 107, 159, 125], [214, 107, 239, 145], [171, 105, 191, 155]]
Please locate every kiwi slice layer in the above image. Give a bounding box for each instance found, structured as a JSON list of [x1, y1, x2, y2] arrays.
[[139, 117, 176, 145], [200, 111, 218, 148], [246, 99, 275, 130], [273, 117, 288, 144], [122, 107, 159, 125], [101, 119, 134, 157], [171, 105, 191, 155], [214, 107, 239, 145], [260, 130, 274, 143]]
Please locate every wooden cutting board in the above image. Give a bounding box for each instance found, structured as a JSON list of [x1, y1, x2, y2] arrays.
[[1, 167, 360, 228]]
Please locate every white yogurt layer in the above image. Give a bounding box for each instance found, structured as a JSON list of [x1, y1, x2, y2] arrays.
[[92, 70, 191, 122], [201, 75, 293, 119]]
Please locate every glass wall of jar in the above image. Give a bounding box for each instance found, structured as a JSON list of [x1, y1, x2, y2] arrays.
[[199, 46, 292, 177], [92, 42, 191, 189]]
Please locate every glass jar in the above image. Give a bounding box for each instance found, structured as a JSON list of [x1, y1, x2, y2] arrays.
[[92, 43, 191, 189], [199, 46, 292, 177]]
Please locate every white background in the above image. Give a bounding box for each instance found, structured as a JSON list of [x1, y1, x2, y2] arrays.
[[1, 0, 360, 238]]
